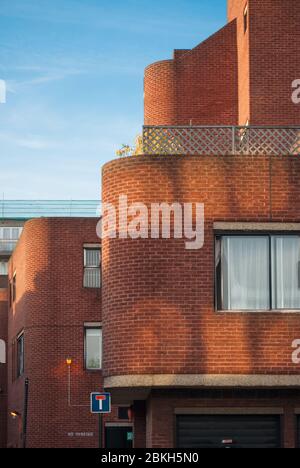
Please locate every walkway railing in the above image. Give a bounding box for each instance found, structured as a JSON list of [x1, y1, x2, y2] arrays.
[[142, 126, 300, 156], [0, 200, 100, 219]]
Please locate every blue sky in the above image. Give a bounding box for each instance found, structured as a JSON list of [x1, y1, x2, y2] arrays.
[[0, 0, 226, 200]]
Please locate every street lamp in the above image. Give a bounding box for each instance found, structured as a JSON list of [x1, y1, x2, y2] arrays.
[[10, 410, 21, 419]]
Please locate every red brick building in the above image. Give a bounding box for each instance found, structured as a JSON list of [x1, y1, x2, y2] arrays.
[[1, 0, 300, 449], [102, 0, 300, 449], [2, 217, 134, 448], [0, 220, 24, 448]]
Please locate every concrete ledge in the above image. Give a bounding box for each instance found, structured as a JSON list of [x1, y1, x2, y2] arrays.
[[104, 374, 300, 389], [214, 222, 300, 232]]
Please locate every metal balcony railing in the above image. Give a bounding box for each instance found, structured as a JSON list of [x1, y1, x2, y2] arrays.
[[142, 126, 300, 156], [0, 200, 100, 219]]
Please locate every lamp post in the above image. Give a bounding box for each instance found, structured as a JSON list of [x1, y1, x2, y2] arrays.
[[10, 411, 22, 447], [11, 378, 30, 448]]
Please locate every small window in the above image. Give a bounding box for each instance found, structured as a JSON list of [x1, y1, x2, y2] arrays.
[[118, 407, 130, 420], [0, 339, 5, 364], [216, 234, 300, 311], [17, 333, 24, 377], [85, 328, 102, 370], [0, 261, 8, 275], [83, 248, 101, 288], [12, 272, 16, 303], [244, 5, 248, 33]]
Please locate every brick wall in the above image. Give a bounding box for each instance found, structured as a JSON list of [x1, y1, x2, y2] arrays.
[[0, 287, 8, 448], [102, 154, 300, 378], [144, 21, 238, 126], [7, 218, 118, 448], [228, 0, 250, 125], [145, 0, 300, 126], [249, 0, 300, 125], [144, 60, 177, 126]]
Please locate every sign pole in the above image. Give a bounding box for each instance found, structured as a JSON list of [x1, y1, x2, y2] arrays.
[[99, 413, 103, 449], [90, 392, 111, 448]]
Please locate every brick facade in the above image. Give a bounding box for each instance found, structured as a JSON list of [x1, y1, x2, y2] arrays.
[[103, 2, 300, 448], [102, 152, 300, 447], [0, 0, 300, 449], [144, 20, 238, 126], [145, 0, 300, 126], [102, 154, 300, 378], [6, 218, 124, 448]]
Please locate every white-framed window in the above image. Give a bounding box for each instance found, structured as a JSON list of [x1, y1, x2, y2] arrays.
[[0, 339, 5, 364], [216, 234, 300, 311], [17, 332, 24, 377], [0, 227, 22, 252], [83, 246, 101, 288], [0, 261, 8, 275], [85, 327, 102, 370]]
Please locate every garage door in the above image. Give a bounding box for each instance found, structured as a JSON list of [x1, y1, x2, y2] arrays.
[[176, 415, 281, 449]]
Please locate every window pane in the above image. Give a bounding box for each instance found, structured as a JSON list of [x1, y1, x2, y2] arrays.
[[85, 249, 100, 267], [272, 236, 300, 309], [17, 334, 24, 377], [0, 262, 8, 275], [12, 228, 21, 240], [118, 407, 130, 420], [3, 228, 10, 240], [222, 236, 270, 310], [83, 268, 101, 288], [86, 328, 102, 369]]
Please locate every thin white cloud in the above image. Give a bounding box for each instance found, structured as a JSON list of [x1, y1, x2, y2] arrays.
[[16, 137, 49, 150], [6, 68, 85, 93]]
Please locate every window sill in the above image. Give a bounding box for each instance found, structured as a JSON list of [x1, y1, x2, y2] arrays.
[[217, 309, 300, 314]]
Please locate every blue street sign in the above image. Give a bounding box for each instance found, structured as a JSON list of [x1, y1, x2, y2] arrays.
[[90, 392, 111, 414]]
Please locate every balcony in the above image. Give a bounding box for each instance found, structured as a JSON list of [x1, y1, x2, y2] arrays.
[[142, 126, 300, 156]]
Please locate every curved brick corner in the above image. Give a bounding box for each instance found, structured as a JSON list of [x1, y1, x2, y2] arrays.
[[102, 154, 300, 380], [144, 60, 177, 126]]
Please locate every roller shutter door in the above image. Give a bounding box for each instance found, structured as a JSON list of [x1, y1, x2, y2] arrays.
[[176, 415, 281, 449]]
